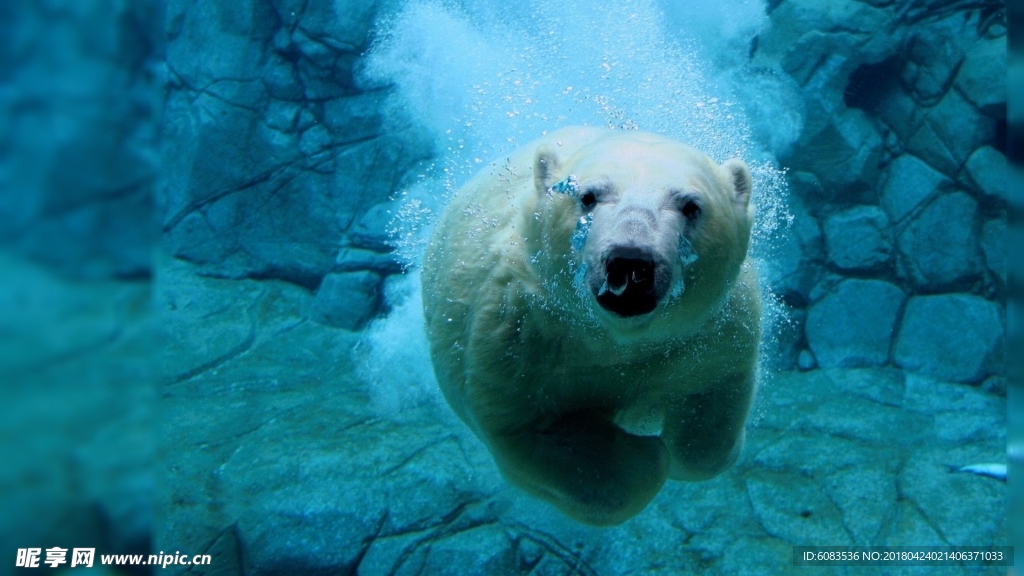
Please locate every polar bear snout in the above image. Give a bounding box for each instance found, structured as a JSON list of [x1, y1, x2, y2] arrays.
[[594, 246, 671, 317]]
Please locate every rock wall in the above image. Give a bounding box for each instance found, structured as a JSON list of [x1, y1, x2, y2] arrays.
[[160, 0, 1005, 368], [757, 0, 1006, 386], [1, 0, 161, 279], [162, 0, 432, 329], [7, 0, 1003, 370]]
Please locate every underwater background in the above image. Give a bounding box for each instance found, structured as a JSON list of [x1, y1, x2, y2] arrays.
[[0, 0, 1018, 574]]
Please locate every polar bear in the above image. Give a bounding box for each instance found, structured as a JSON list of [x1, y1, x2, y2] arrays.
[[421, 126, 760, 526]]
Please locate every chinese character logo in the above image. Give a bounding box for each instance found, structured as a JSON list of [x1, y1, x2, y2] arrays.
[[71, 548, 95, 568], [44, 547, 68, 568], [15, 548, 41, 568]]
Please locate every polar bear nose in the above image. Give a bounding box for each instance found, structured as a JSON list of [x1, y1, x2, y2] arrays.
[[606, 257, 654, 293], [595, 247, 666, 317]]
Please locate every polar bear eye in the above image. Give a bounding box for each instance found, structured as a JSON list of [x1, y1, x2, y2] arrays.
[[681, 200, 701, 219], [579, 191, 598, 209]]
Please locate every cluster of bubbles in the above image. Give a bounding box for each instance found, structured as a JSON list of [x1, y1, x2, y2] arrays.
[[365, 0, 792, 261], [353, 270, 447, 416], [357, 0, 798, 409]]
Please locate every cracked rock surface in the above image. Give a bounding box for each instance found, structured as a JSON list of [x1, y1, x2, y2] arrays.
[[161, 262, 1005, 576], [162, 0, 430, 296]]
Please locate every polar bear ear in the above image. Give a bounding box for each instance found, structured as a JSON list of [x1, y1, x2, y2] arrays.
[[534, 145, 562, 194], [721, 158, 752, 208]]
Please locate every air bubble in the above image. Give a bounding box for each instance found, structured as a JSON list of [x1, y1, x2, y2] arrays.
[[571, 213, 592, 252]]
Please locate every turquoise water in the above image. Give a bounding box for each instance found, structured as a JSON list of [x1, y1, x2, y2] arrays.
[[0, 0, 1012, 574]]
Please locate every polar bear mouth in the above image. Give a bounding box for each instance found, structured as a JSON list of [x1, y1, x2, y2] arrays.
[[594, 250, 669, 317]]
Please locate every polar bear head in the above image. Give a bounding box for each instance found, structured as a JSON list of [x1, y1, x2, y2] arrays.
[[531, 131, 754, 335]]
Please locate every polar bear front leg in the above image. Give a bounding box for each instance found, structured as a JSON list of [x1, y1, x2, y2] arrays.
[[662, 373, 754, 481], [485, 410, 671, 526]]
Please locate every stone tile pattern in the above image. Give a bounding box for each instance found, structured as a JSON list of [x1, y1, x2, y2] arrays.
[[756, 0, 1005, 383]]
